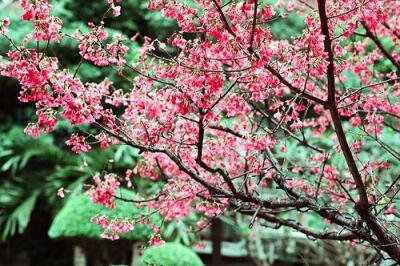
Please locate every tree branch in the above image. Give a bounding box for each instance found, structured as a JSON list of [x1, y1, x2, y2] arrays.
[[196, 113, 237, 194], [317, 0, 369, 210], [211, 0, 237, 38], [248, 0, 258, 54], [265, 65, 328, 106], [363, 22, 400, 71]]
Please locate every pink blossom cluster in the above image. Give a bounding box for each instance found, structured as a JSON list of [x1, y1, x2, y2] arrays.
[[105, 0, 122, 17], [148, 234, 164, 246], [87, 174, 120, 209], [106, 34, 129, 66], [24, 109, 57, 137], [65, 135, 91, 154], [95, 132, 112, 149], [77, 26, 128, 66], [0, 17, 10, 35], [20, 0, 62, 42], [78, 25, 109, 66], [91, 215, 134, 241]]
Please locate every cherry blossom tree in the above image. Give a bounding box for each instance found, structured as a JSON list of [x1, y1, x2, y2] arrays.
[[1, 0, 400, 261]]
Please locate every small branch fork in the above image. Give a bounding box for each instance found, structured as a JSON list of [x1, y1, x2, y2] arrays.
[[362, 22, 400, 71], [239, 204, 358, 241]]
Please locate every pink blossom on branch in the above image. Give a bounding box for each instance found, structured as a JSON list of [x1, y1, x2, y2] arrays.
[[87, 174, 120, 209], [66, 135, 91, 154], [2, 0, 400, 260], [57, 187, 65, 198]]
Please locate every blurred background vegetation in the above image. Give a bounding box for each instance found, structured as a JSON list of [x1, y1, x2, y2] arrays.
[[0, 0, 394, 265]]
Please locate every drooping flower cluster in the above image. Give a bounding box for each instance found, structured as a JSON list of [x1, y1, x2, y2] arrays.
[[91, 215, 134, 240], [87, 174, 120, 209], [66, 135, 91, 154]]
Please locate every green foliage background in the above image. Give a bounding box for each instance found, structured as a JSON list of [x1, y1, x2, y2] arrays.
[[139, 243, 204, 266], [48, 189, 160, 240]]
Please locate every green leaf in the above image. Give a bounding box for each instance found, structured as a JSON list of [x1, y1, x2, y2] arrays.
[[1, 191, 38, 240], [1, 156, 20, 172]]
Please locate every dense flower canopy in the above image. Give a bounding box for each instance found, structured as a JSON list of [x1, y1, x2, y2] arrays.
[[1, 0, 400, 261]]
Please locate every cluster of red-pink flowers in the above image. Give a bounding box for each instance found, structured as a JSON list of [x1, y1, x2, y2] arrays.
[[77, 25, 109, 66], [24, 110, 57, 137], [106, 0, 122, 17], [20, 0, 62, 42], [66, 135, 91, 154], [87, 174, 120, 209], [77, 25, 128, 67], [91, 215, 134, 241], [0, 17, 10, 35], [148, 224, 164, 246]]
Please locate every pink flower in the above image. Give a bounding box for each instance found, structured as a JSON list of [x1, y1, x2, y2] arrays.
[[86, 174, 120, 209], [387, 205, 395, 215], [148, 234, 165, 246], [57, 187, 65, 198], [287, 2, 296, 11], [95, 132, 112, 149], [196, 220, 209, 230], [260, 6, 275, 21], [196, 243, 206, 250], [101, 232, 120, 241], [66, 136, 91, 154], [312, 167, 320, 174], [112, 5, 121, 17], [349, 116, 362, 127], [24, 124, 40, 137], [2, 18, 10, 26], [21, 10, 34, 21]]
